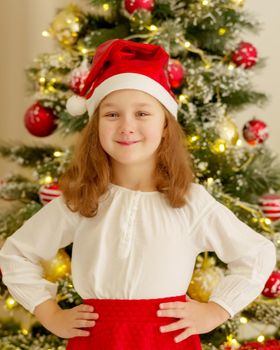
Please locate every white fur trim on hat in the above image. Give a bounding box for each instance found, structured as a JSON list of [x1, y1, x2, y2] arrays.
[[85, 73, 178, 119]]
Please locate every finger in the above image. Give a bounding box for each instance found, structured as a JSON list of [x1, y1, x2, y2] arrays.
[[157, 309, 186, 318], [159, 301, 185, 309], [160, 319, 189, 333], [77, 304, 95, 313], [74, 320, 96, 328], [174, 327, 197, 343], [70, 329, 90, 338], [77, 312, 99, 320]]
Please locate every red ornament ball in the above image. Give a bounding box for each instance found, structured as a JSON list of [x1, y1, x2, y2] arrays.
[[262, 270, 280, 298], [24, 103, 57, 137], [69, 59, 89, 94], [231, 41, 258, 69], [167, 59, 185, 89], [39, 183, 62, 205], [259, 193, 280, 222], [124, 0, 154, 14], [242, 119, 268, 145]]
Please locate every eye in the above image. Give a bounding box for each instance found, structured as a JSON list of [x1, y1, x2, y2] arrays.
[[137, 111, 150, 118], [104, 113, 118, 119]]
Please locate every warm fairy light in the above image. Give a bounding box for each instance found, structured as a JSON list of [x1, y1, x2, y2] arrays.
[[5, 297, 17, 310], [184, 41, 191, 48], [43, 176, 54, 184], [240, 317, 248, 324], [54, 151, 63, 157], [231, 339, 239, 346], [39, 77, 46, 84], [207, 177, 214, 185], [149, 25, 158, 31], [260, 217, 271, 225], [179, 94, 188, 103], [228, 63, 235, 70], [236, 139, 242, 146], [257, 335, 265, 342], [202, 0, 209, 5], [218, 28, 226, 36], [81, 48, 88, 54], [22, 328, 29, 335], [190, 135, 199, 142], [252, 217, 258, 223], [103, 3, 110, 11], [42, 30, 50, 37], [212, 139, 226, 153], [56, 264, 68, 275]]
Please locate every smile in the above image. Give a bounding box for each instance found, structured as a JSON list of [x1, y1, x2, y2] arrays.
[[116, 141, 140, 146]]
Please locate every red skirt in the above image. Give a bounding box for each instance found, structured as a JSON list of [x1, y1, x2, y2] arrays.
[[66, 294, 202, 350]]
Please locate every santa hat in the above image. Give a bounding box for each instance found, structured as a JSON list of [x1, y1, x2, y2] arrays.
[[66, 39, 178, 119]]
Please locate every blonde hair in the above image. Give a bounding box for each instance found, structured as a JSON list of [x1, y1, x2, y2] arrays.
[[59, 105, 194, 217]]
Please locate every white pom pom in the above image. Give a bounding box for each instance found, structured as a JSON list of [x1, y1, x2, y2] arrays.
[[66, 95, 87, 116]]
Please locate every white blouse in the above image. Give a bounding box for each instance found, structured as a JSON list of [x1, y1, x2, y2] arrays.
[[0, 183, 276, 318]]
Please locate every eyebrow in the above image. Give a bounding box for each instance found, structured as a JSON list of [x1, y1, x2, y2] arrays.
[[101, 102, 153, 108]]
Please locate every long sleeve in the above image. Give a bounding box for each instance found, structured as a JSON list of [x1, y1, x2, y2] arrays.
[[0, 196, 78, 314], [190, 185, 277, 319]]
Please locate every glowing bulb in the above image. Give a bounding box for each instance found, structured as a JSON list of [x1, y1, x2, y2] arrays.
[[236, 139, 242, 146], [240, 317, 248, 324], [231, 339, 239, 346], [264, 218, 271, 225], [190, 136, 199, 142], [218, 28, 226, 36], [179, 94, 188, 103], [39, 77, 46, 84], [5, 297, 17, 310], [81, 48, 88, 54], [202, 0, 209, 5], [44, 176, 53, 184], [42, 30, 50, 37], [252, 217, 258, 223], [149, 25, 158, 31], [184, 41, 191, 48], [257, 335, 265, 342], [22, 329, 29, 335], [103, 3, 110, 11], [228, 63, 235, 70], [54, 151, 63, 157], [207, 177, 214, 185]]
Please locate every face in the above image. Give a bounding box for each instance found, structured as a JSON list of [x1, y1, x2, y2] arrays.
[[98, 89, 166, 167]]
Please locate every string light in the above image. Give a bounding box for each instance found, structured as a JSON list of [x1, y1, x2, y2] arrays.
[[148, 25, 158, 31], [202, 0, 209, 5], [54, 151, 63, 157], [240, 316, 248, 324], [184, 41, 191, 48], [228, 63, 235, 70], [103, 3, 110, 11], [218, 28, 226, 36], [257, 335, 265, 342], [207, 177, 214, 185], [39, 77, 46, 84], [42, 30, 50, 37], [179, 94, 188, 103], [21, 329, 29, 335], [260, 217, 271, 226], [5, 297, 17, 310], [41, 176, 54, 185], [236, 139, 242, 146]]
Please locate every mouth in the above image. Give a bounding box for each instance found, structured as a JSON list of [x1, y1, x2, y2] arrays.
[[116, 141, 140, 146]]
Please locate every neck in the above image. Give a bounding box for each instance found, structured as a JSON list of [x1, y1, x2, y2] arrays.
[[111, 160, 156, 192]]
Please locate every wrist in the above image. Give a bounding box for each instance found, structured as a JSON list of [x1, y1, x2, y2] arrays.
[[207, 301, 230, 323]]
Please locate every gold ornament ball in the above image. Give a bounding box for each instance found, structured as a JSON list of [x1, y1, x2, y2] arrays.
[[187, 256, 224, 302], [217, 116, 239, 145], [41, 249, 71, 282], [49, 4, 85, 47]]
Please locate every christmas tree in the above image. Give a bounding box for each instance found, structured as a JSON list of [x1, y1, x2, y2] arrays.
[[0, 0, 280, 349]]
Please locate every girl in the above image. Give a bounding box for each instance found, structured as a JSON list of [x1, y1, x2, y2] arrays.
[[0, 39, 276, 350]]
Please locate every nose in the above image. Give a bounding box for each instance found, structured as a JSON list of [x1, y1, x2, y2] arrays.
[[118, 116, 135, 135]]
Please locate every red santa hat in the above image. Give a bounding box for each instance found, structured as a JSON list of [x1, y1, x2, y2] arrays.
[[66, 39, 178, 119]]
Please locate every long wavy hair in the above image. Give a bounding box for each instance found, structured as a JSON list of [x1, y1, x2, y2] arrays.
[[59, 103, 195, 217]]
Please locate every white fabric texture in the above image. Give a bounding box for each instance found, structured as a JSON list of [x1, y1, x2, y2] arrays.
[[0, 183, 276, 317]]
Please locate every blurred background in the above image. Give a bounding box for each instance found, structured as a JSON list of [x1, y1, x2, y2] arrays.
[[0, 0, 279, 179]]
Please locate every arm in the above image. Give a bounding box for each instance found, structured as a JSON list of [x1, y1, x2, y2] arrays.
[[191, 186, 276, 319], [0, 196, 78, 314]]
